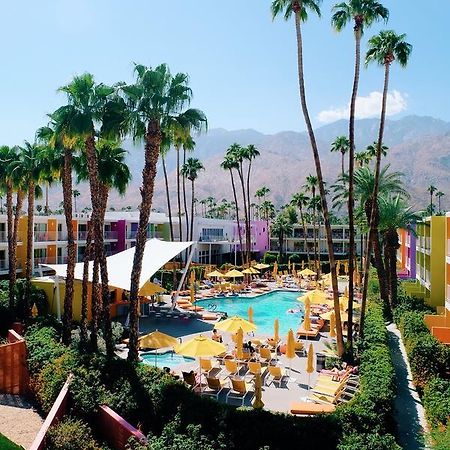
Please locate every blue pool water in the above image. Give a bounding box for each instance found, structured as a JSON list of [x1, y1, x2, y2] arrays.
[[200, 290, 305, 337], [141, 351, 195, 368]]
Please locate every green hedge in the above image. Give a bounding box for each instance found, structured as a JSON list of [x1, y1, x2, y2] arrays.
[[394, 291, 450, 448]]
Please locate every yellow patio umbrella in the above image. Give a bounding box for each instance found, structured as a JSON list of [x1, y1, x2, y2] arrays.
[[206, 270, 223, 278], [249, 267, 260, 274], [248, 306, 254, 324], [139, 330, 178, 366], [175, 335, 227, 394], [304, 296, 311, 331], [31, 303, 38, 318], [298, 290, 330, 306], [224, 269, 244, 278], [190, 284, 196, 306], [288, 260, 291, 273], [138, 281, 166, 296], [255, 263, 270, 270], [235, 327, 244, 360], [300, 268, 316, 277], [329, 311, 336, 338], [242, 267, 259, 275], [215, 315, 257, 333], [306, 343, 314, 390], [274, 318, 279, 342], [252, 372, 264, 409], [344, 285, 349, 297], [301, 260, 305, 270], [272, 261, 278, 277], [286, 329, 296, 359]]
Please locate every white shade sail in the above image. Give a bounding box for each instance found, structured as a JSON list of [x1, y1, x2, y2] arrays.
[[40, 239, 193, 292]]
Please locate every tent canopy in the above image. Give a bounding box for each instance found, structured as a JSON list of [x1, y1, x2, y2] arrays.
[[40, 239, 193, 292]]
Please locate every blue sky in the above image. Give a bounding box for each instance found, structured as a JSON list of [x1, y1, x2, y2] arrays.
[[0, 0, 448, 145]]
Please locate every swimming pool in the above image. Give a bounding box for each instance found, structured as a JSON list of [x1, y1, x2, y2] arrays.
[[141, 351, 195, 368], [200, 290, 305, 337]]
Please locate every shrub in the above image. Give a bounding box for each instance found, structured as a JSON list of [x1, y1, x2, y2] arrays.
[[262, 252, 277, 264], [288, 253, 301, 263], [46, 417, 102, 450], [422, 377, 450, 427], [337, 432, 401, 450]]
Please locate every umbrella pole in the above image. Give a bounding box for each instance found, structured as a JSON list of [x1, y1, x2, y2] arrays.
[[198, 357, 202, 395]]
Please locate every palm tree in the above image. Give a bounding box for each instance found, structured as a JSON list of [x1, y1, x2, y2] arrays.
[[221, 155, 244, 265], [366, 141, 388, 160], [436, 191, 445, 214], [244, 144, 260, 258], [379, 195, 418, 307], [361, 30, 412, 334], [331, 136, 350, 175], [73, 189, 81, 213], [260, 200, 276, 251], [332, 0, 389, 349], [121, 63, 206, 362], [291, 192, 311, 263], [303, 175, 319, 272], [271, 214, 293, 262], [427, 185, 437, 215], [182, 135, 195, 242], [181, 158, 204, 241], [37, 123, 79, 345], [55, 73, 120, 350], [272, 0, 345, 355], [159, 138, 175, 241], [255, 186, 270, 220], [355, 151, 371, 167]]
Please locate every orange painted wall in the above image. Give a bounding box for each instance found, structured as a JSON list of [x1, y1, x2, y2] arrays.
[[48, 219, 56, 232]]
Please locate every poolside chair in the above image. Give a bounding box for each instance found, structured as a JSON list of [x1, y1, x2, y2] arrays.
[[226, 377, 254, 406], [266, 365, 288, 387], [312, 377, 347, 397], [245, 361, 263, 381], [204, 376, 228, 400], [290, 401, 336, 415], [200, 358, 221, 377], [259, 347, 274, 364], [182, 371, 201, 391], [224, 359, 240, 377]]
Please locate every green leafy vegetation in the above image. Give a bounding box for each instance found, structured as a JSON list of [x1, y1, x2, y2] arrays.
[[0, 434, 23, 450]]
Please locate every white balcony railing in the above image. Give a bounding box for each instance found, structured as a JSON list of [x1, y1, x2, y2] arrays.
[[34, 231, 57, 242], [78, 231, 88, 240], [104, 231, 118, 240], [34, 256, 56, 267]]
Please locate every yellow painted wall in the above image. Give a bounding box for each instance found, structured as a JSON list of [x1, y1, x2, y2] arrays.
[[17, 216, 28, 272], [429, 217, 446, 307]]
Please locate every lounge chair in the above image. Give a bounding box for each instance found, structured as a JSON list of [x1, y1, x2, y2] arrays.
[[290, 401, 336, 415], [224, 359, 240, 377], [245, 361, 264, 381], [204, 376, 228, 399], [200, 358, 221, 377], [226, 377, 254, 406], [296, 324, 320, 339], [259, 347, 274, 364], [266, 365, 288, 387], [182, 371, 201, 391]]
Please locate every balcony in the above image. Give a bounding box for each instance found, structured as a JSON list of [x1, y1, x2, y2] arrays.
[[34, 256, 57, 268], [127, 230, 137, 239], [104, 231, 118, 240], [78, 231, 88, 240], [0, 259, 8, 270], [34, 231, 57, 242], [58, 231, 68, 241], [0, 231, 7, 242], [57, 256, 68, 264], [199, 235, 225, 243]]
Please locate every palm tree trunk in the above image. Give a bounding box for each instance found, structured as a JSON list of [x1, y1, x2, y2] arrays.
[[10, 190, 24, 312], [182, 148, 189, 242], [81, 221, 93, 344], [25, 182, 34, 283], [229, 169, 245, 265], [361, 62, 391, 336], [162, 156, 174, 241], [388, 230, 399, 307], [176, 147, 183, 242], [346, 27, 361, 351], [45, 183, 49, 215], [238, 165, 250, 265], [190, 180, 195, 241], [62, 149, 76, 345], [341, 153, 345, 176], [299, 206, 310, 264], [128, 120, 162, 363], [246, 160, 253, 263], [294, 6, 344, 355], [6, 182, 14, 310]]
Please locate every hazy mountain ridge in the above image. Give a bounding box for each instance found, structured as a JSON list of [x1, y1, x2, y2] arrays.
[[44, 115, 450, 214]]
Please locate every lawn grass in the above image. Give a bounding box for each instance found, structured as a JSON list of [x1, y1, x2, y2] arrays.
[[0, 433, 23, 450]]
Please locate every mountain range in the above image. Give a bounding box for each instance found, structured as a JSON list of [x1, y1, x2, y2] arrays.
[[45, 115, 450, 214]]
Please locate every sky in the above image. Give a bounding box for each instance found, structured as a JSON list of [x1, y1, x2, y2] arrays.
[[0, 0, 449, 145]]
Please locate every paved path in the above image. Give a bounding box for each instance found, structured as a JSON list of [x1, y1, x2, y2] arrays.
[[386, 323, 429, 449], [0, 394, 44, 449]]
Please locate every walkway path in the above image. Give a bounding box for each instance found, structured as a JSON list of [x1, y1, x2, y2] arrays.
[[386, 323, 429, 449], [0, 394, 44, 449]]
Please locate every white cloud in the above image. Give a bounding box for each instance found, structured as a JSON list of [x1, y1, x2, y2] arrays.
[[317, 90, 408, 123]]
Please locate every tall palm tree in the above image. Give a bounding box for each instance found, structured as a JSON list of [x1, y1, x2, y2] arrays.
[[379, 195, 418, 307], [272, 0, 345, 356], [56, 73, 125, 350], [37, 123, 79, 345], [221, 155, 244, 265], [330, 136, 350, 175], [366, 141, 388, 160], [427, 184, 437, 215], [181, 158, 204, 241], [260, 200, 276, 251], [182, 135, 195, 242], [332, 0, 389, 349], [303, 175, 319, 272], [121, 63, 206, 362], [361, 30, 412, 334], [159, 137, 175, 241], [355, 151, 371, 167], [271, 214, 293, 262], [436, 191, 445, 214], [291, 192, 311, 263], [244, 144, 260, 259]]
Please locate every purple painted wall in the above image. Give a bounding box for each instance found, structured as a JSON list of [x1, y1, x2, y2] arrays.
[[409, 227, 417, 279], [116, 220, 126, 252], [233, 220, 269, 257]]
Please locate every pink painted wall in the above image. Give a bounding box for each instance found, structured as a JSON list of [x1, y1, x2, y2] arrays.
[[116, 220, 126, 252]]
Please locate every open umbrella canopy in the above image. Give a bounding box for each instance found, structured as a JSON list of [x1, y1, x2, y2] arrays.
[[215, 315, 257, 333], [298, 290, 329, 305], [286, 329, 296, 360], [242, 268, 256, 274], [224, 269, 244, 278], [320, 310, 360, 322], [174, 335, 226, 358], [138, 330, 178, 349], [138, 282, 166, 296], [300, 268, 316, 276], [254, 263, 269, 270], [206, 270, 223, 278]]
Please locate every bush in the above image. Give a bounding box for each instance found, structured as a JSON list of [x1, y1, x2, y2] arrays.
[[422, 377, 450, 427], [288, 253, 301, 263], [46, 417, 102, 450], [262, 252, 277, 264]]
